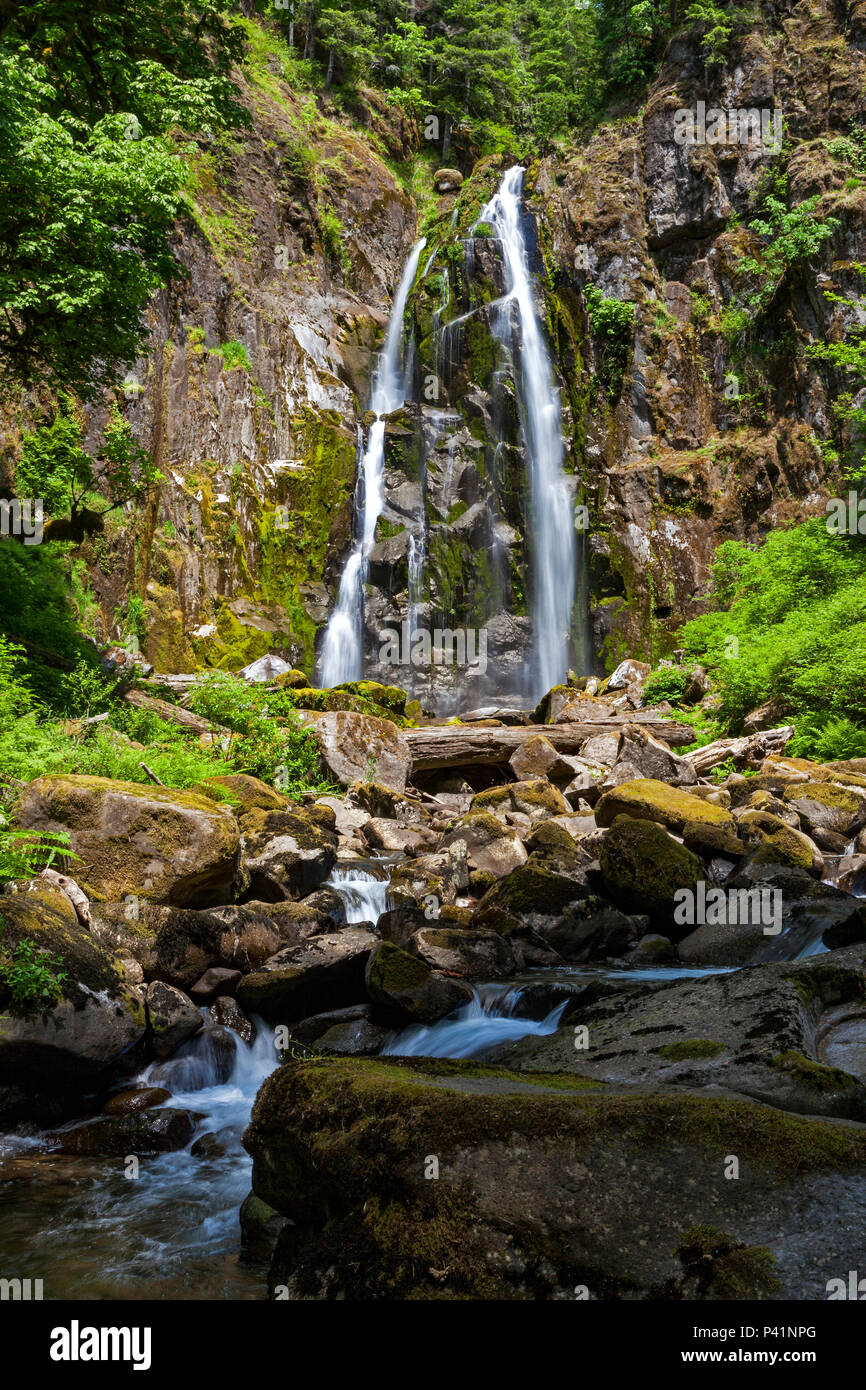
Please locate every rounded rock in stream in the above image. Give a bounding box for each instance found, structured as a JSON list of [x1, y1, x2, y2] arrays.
[[54, 1107, 200, 1156]]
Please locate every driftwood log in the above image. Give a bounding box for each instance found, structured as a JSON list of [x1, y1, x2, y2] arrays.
[[403, 715, 695, 772], [122, 688, 230, 739]]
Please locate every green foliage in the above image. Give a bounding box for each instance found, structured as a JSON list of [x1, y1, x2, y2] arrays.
[[738, 184, 839, 318], [787, 716, 866, 764], [209, 340, 253, 372], [17, 397, 161, 532], [806, 263, 866, 484], [318, 205, 350, 272], [584, 284, 635, 400], [680, 521, 866, 754], [0, 825, 75, 883], [642, 666, 691, 705], [0, 1, 246, 398], [189, 670, 332, 792], [0, 934, 68, 1011], [684, 1, 747, 66]]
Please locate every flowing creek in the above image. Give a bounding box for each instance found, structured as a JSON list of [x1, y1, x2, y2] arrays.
[[1, 833, 854, 1297]]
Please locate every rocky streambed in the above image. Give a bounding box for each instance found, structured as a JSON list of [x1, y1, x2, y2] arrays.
[[4, 671, 866, 1299]]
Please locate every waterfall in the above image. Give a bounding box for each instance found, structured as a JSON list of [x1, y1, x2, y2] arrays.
[[477, 167, 577, 702], [326, 865, 390, 924], [383, 984, 570, 1059], [318, 238, 427, 688]]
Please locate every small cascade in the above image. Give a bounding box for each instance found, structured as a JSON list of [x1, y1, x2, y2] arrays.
[[318, 238, 427, 688], [326, 864, 390, 925], [383, 983, 569, 1059]]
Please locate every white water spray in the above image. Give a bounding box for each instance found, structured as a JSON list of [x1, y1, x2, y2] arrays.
[[477, 167, 576, 701], [318, 239, 427, 687]]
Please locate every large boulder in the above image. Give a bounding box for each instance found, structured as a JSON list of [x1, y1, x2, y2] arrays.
[[144, 980, 203, 1058], [470, 780, 570, 826], [0, 884, 146, 1086], [782, 781, 866, 839], [598, 816, 703, 924], [364, 940, 471, 1022], [498, 946, 866, 1123], [411, 926, 515, 980], [472, 843, 597, 935], [90, 899, 332, 991], [55, 1108, 198, 1155], [194, 774, 288, 813], [595, 778, 736, 835], [438, 812, 528, 879], [14, 775, 240, 907], [612, 723, 698, 786], [236, 927, 379, 1021], [312, 712, 411, 792], [245, 1053, 866, 1300], [736, 810, 823, 876], [240, 806, 338, 901]]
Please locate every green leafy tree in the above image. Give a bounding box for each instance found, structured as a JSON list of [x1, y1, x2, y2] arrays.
[[0, 55, 183, 398], [16, 397, 162, 539]]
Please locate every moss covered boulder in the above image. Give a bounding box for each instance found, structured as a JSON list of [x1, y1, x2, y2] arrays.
[[0, 883, 146, 1086], [364, 940, 471, 1022], [244, 1053, 866, 1299], [737, 810, 823, 877], [236, 926, 379, 1022], [782, 781, 866, 839], [241, 807, 338, 901], [595, 778, 736, 835], [194, 775, 288, 813], [312, 711, 411, 792], [14, 775, 240, 908], [472, 844, 596, 935], [599, 816, 703, 922], [498, 945, 866, 1121], [470, 779, 570, 826], [438, 811, 528, 879]]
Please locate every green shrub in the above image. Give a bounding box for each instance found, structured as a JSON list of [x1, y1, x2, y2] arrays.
[[0, 933, 67, 1010], [642, 666, 691, 706], [680, 520, 866, 743], [209, 340, 252, 372], [189, 670, 332, 793], [584, 284, 634, 400]]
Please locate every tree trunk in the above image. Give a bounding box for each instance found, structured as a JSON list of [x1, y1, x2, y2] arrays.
[[326, 46, 335, 88]]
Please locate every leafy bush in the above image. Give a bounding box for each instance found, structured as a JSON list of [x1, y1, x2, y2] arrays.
[[584, 284, 635, 400], [787, 716, 866, 764], [0, 930, 68, 1010], [209, 340, 253, 372], [641, 666, 691, 706], [739, 185, 839, 318], [680, 520, 866, 747], [189, 671, 332, 793]]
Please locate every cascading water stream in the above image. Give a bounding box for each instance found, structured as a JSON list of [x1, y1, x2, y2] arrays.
[[0, 865, 394, 1298], [318, 238, 427, 688], [476, 167, 577, 703], [327, 864, 391, 924], [384, 983, 569, 1059]]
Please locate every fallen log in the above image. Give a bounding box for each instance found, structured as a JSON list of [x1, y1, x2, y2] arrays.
[[122, 688, 231, 739], [404, 715, 695, 772], [682, 725, 794, 776]]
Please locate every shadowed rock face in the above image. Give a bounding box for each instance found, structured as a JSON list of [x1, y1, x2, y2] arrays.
[[244, 1052, 866, 1300]]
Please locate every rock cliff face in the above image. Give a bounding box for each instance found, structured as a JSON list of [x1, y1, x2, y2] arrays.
[[74, 23, 417, 674], [56, 5, 866, 688]]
